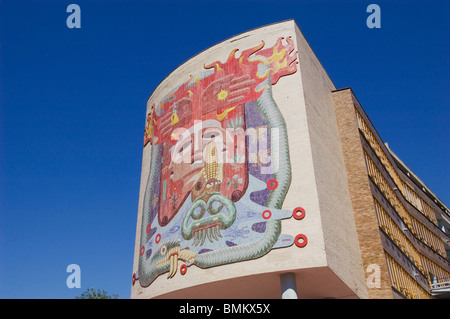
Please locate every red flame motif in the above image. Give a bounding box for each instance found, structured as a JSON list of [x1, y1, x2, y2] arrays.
[[144, 37, 297, 147]]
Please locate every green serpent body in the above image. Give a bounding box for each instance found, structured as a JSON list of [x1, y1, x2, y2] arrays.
[[138, 54, 292, 286]]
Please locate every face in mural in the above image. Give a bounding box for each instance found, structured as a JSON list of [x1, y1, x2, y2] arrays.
[[137, 37, 299, 287], [169, 122, 242, 200]]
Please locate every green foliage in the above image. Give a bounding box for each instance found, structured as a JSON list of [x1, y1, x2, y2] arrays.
[[75, 288, 118, 299]]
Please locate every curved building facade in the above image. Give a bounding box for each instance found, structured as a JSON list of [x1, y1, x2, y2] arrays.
[[131, 20, 450, 299]]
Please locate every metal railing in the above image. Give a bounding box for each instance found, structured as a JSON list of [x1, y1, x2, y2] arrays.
[[430, 276, 450, 298], [430, 281, 450, 290]]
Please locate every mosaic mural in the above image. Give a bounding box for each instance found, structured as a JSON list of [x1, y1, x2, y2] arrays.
[[137, 37, 301, 287]]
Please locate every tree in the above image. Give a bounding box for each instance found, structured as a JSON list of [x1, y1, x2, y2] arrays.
[[75, 288, 118, 299]]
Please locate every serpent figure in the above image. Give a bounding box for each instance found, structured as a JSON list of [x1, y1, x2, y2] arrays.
[[138, 41, 294, 287], [194, 56, 291, 268], [138, 142, 163, 286]]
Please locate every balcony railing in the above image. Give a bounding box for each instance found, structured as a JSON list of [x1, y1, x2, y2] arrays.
[[430, 276, 450, 298]]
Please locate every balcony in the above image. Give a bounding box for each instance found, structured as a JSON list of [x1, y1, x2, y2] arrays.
[[430, 276, 450, 299]]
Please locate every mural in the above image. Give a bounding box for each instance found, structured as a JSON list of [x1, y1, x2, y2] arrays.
[[137, 37, 300, 287]]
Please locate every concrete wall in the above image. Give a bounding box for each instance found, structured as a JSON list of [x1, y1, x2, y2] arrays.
[[294, 28, 368, 298], [131, 20, 367, 299]]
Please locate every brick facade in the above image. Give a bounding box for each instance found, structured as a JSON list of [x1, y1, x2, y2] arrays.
[[332, 88, 393, 299]]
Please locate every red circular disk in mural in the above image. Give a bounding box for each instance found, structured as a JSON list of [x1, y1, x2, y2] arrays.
[[140, 246, 145, 256], [293, 207, 306, 220], [180, 264, 187, 275], [262, 210, 272, 220], [155, 234, 161, 244], [146, 224, 151, 234], [294, 234, 308, 248], [132, 273, 136, 285], [267, 179, 278, 190]]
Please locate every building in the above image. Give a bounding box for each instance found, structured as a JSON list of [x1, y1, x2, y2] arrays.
[[333, 88, 450, 299], [131, 20, 450, 299]]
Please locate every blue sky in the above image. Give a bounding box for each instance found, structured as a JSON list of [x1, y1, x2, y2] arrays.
[[0, 0, 448, 299]]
